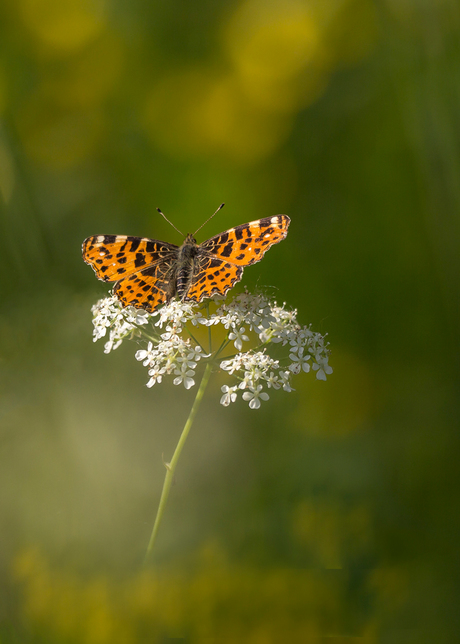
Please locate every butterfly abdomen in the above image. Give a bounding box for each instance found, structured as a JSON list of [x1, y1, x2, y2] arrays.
[[175, 235, 199, 300]]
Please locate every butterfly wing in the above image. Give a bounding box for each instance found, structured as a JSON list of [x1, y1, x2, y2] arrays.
[[185, 215, 290, 302], [82, 235, 178, 282], [83, 234, 179, 312], [185, 254, 243, 303], [113, 261, 175, 312], [199, 215, 290, 267]]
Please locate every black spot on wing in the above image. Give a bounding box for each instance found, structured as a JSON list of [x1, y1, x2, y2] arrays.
[[134, 253, 146, 267], [220, 243, 233, 258]]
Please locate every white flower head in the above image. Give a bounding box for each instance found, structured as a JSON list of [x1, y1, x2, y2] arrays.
[[135, 342, 157, 367], [289, 347, 311, 374], [228, 327, 250, 351], [173, 363, 196, 389], [90, 290, 332, 406], [220, 385, 238, 407], [242, 385, 269, 410], [312, 354, 333, 381]]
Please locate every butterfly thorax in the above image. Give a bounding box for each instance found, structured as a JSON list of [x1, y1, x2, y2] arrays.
[[179, 234, 198, 256]]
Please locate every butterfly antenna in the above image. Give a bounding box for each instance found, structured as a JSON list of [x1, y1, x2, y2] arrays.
[[156, 207, 184, 237], [193, 203, 225, 236]]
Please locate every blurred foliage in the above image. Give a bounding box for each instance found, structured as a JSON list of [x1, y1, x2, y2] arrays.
[[12, 545, 394, 642], [1, 0, 460, 641]]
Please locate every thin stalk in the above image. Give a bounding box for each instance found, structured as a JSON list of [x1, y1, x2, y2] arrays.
[[184, 327, 207, 354], [144, 362, 213, 564], [213, 335, 232, 361], [206, 302, 212, 352]]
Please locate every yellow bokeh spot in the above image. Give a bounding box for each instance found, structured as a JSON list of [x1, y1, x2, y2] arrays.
[[143, 69, 291, 163], [19, 0, 106, 54], [225, 0, 319, 82], [224, 0, 331, 113], [199, 75, 292, 161]]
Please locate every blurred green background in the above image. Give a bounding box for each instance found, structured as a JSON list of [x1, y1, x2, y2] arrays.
[[1, 0, 459, 641]]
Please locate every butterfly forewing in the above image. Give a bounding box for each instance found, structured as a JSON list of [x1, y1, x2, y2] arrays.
[[200, 215, 290, 267], [82, 235, 178, 282]]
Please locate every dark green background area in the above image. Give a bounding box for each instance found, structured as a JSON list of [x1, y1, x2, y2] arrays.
[[1, 0, 459, 641]]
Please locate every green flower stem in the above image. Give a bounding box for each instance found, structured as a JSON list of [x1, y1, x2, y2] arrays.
[[206, 303, 212, 352], [184, 328, 207, 354], [144, 362, 213, 564]]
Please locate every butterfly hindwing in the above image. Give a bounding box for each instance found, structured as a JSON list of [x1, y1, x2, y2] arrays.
[[113, 261, 173, 312], [186, 253, 243, 302]]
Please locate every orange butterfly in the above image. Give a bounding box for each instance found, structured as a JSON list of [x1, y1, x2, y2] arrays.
[[82, 212, 290, 313]]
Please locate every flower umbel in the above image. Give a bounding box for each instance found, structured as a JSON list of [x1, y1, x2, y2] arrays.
[[91, 290, 333, 408], [89, 289, 333, 563]]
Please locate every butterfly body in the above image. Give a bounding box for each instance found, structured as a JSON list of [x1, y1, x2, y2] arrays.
[[83, 215, 290, 312], [174, 234, 199, 300]]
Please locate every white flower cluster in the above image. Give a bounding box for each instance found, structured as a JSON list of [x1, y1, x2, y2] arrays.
[[213, 292, 332, 407], [91, 296, 150, 353], [90, 291, 332, 408]]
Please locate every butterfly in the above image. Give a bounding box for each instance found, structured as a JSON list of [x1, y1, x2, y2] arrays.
[[82, 213, 290, 313]]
